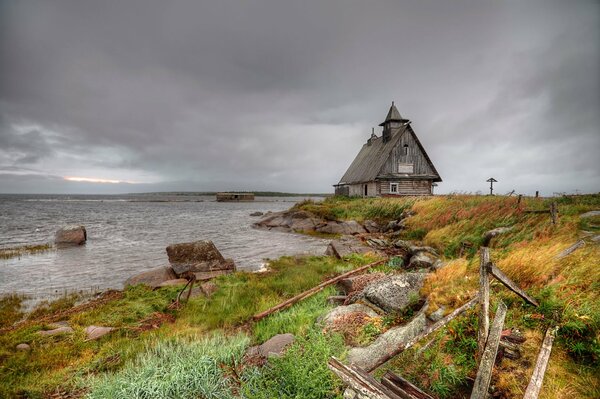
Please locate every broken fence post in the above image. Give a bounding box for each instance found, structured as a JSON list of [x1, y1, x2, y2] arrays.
[[381, 371, 435, 399], [487, 263, 539, 307], [523, 327, 559, 399], [470, 301, 508, 399], [328, 357, 401, 399], [550, 202, 558, 225], [477, 247, 491, 358]]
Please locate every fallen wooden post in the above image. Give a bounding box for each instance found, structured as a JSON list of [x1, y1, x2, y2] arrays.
[[523, 327, 558, 399], [366, 295, 479, 372], [252, 259, 386, 321], [470, 301, 508, 399], [477, 247, 491, 358], [487, 263, 539, 307], [381, 371, 434, 399], [524, 210, 550, 214], [556, 240, 585, 259], [328, 357, 401, 399]]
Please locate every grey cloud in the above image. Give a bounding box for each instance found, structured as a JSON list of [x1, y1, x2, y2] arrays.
[[0, 0, 598, 195]]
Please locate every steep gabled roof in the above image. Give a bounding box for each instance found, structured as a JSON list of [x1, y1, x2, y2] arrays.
[[338, 126, 407, 185], [378, 102, 408, 126], [338, 124, 442, 185]]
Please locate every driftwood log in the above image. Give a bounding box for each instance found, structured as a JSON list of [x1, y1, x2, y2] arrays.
[[365, 295, 479, 372], [253, 259, 386, 321], [381, 371, 435, 399], [487, 263, 539, 307], [477, 247, 491, 358], [470, 301, 508, 399], [523, 327, 558, 399], [328, 357, 401, 399]]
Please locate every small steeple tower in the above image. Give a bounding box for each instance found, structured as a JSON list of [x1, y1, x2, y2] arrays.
[[379, 101, 408, 143]]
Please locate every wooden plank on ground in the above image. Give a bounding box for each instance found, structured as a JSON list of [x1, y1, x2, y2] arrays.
[[328, 357, 401, 399], [523, 327, 558, 399], [470, 301, 508, 399], [381, 371, 435, 399], [252, 259, 386, 321], [477, 247, 491, 358], [365, 295, 479, 372], [488, 263, 539, 307], [556, 240, 585, 259]]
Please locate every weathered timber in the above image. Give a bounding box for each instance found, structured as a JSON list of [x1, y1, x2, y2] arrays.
[[477, 247, 491, 358], [523, 327, 558, 399], [328, 357, 402, 399], [381, 371, 434, 399], [550, 202, 558, 225], [252, 259, 386, 321], [365, 295, 479, 372], [517, 194, 522, 205], [556, 240, 585, 259], [524, 210, 551, 214], [470, 301, 508, 399], [498, 340, 521, 360], [482, 227, 513, 247], [487, 263, 539, 307]]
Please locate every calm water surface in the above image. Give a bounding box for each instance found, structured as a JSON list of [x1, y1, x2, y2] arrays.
[[0, 194, 327, 300]]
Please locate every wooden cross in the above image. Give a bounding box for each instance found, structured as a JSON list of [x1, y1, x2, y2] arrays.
[[486, 178, 497, 195]]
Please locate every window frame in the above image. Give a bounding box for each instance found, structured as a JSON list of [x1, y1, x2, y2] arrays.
[[390, 182, 399, 194]]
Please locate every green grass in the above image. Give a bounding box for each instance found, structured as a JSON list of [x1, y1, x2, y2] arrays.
[[241, 329, 346, 399], [86, 333, 249, 399], [0, 293, 26, 328], [294, 196, 415, 222], [0, 243, 53, 259]]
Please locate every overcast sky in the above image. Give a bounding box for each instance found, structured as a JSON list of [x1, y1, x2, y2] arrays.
[[1, 0, 598, 195]]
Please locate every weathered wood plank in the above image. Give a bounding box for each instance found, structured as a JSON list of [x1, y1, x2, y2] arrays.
[[523, 327, 558, 399], [477, 247, 491, 358], [328, 357, 401, 399], [482, 227, 513, 247], [382, 371, 434, 399], [366, 295, 479, 372], [556, 240, 585, 259], [487, 263, 539, 307], [253, 259, 386, 321], [470, 301, 508, 399]]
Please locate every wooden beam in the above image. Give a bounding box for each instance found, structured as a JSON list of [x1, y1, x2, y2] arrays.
[[487, 263, 539, 307], [252, 259, 386, 321], [477, 247, 491, 358], [470, 301, 508, 399], [482, 227, 513, 247], [381, 372, 435, 399], [556, 240, 585, 259], [328, 357, 401, 399], [523, 210, 551, 214], [365, 295, 479, 372], [523, 327, 558, 399]]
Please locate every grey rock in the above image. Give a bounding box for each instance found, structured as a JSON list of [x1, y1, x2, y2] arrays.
[[363, 220, 381, 233], [85, 325, 115, 340], [125, 266, 177, 288], [393, 239, 413, 252], [37, 326, 74, 336], [362, 273, 426, 313], [580, 210, 600, 218], [200, 281, 218, 297], [55, 225, 87, 246], [249, 333, 295, 357], [317, 221, 366, 235], [408, 252, 436, 269], [157, 278, 189, 287], [591, 235, 600, 242], [325, 236, 373, 259], [321, 304, 379, 327], [166, 240, 235, 275], [250, 211, 264, 217], [347, 313, 427, 371], [16, 343, 31, 351], [428, 306, 446, 322], [366, 238, 388, 248]]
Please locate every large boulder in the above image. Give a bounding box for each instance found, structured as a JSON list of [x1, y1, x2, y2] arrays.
[[253, 210, 321, 233], [325, 236, 373, 259], [347, 313, 426, 371], [363, 220, 381, 233], [362, 273, 427, 314], [166, 240, 235, 275], [316, 221, 366, 235], [125, 266, 177, 288], [37, 326, 74, 336], [407, 251, 437, 270], [85, 326, 115, 341], [55, 225, 87, 246]]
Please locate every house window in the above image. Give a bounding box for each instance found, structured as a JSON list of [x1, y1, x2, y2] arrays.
[[403, 144, 409, 155], [390, 183, 398, 194]]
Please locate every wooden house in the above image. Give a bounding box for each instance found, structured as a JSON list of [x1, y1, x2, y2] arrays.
[[216, 192, 255, 202], [334, 103, 441, 197]]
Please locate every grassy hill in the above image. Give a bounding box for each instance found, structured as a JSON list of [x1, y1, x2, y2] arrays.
[[1, 194, 598, 398]]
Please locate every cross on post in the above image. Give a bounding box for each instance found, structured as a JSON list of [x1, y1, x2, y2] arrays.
[[486, 178, 498, 195]]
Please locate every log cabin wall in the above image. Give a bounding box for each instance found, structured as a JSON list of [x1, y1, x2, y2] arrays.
[[379, 180, 432, 195], [379, 129, 435, 176]]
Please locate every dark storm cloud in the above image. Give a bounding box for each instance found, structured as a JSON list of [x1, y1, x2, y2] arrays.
[[0, 0, 598, 194]]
